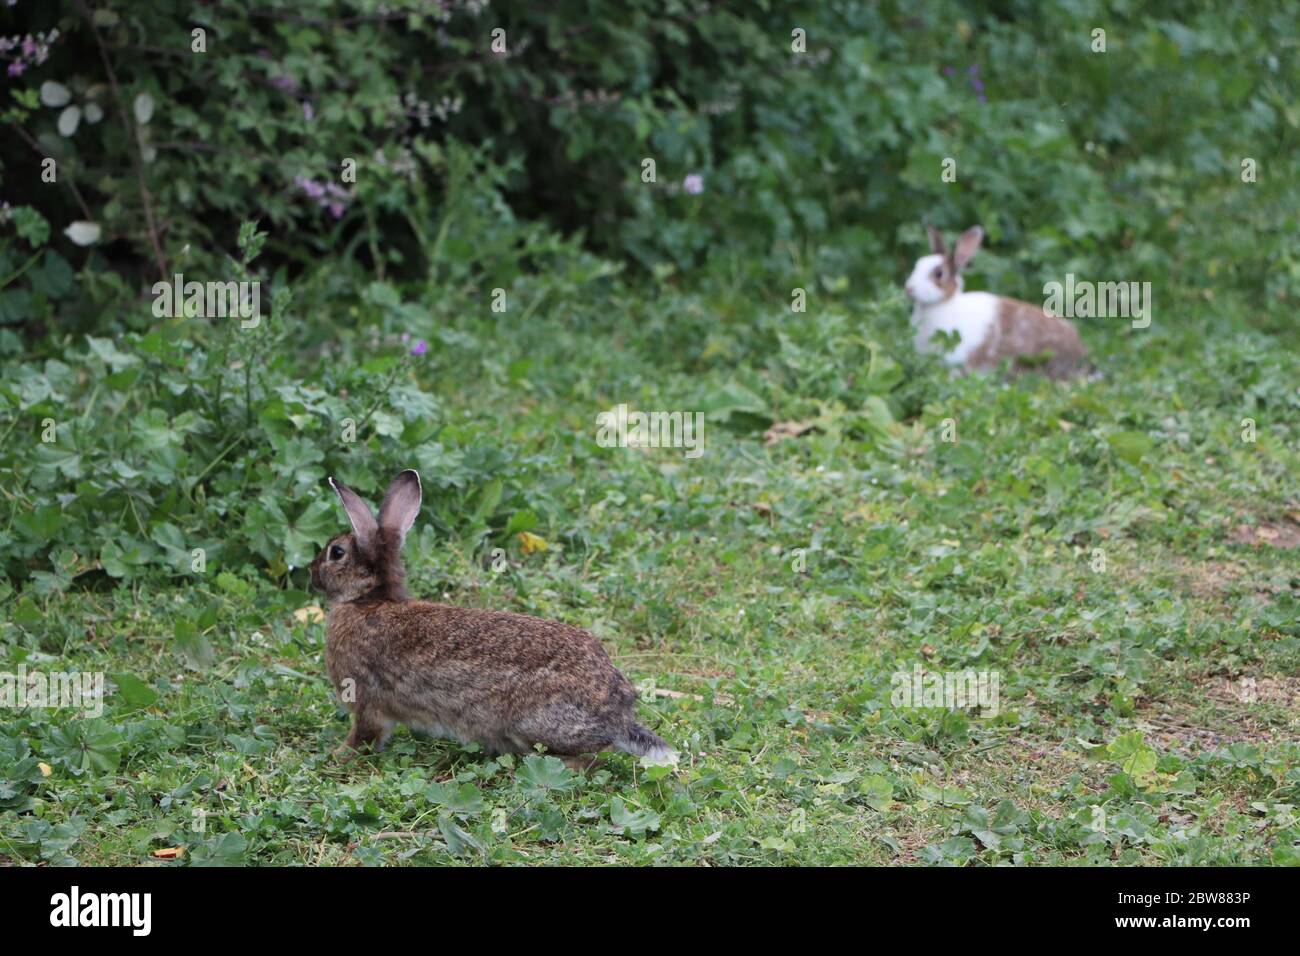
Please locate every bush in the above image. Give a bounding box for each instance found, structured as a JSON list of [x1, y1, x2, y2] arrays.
[[4, 2, 1293, 300]]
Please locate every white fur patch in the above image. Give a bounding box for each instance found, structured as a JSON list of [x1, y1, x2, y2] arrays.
[[905, 253, 951, 305], [911, 291, 999, 366], [409, 720, 459, 741], [639, 745, 680, 767]]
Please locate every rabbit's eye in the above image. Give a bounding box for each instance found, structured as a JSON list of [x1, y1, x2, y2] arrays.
[[329, 545, 345, 561], [933, 267, 943, 280]]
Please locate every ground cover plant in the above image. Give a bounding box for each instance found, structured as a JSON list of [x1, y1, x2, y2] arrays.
[[0, 0, 1296, 866]]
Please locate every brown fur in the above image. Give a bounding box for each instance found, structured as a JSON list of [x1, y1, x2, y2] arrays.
[[310, 471, 671, 760], [967, 297, 1088, 380], [324, 601, 640, 754]]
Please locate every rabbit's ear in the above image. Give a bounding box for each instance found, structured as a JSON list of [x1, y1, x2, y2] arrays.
[[953, 225, 985, 271], [378, 469, 422, 547], [926, 224, 947, 257], [329, 477, 378, 551]]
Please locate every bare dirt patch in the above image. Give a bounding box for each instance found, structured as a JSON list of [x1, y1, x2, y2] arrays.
[[1228, 519, 1300, 549], [1204, 674, 1300, 707], [1138, 674, 1300, 751], [950, 736, 1111, 807], [1168, 557, 1245, 599]]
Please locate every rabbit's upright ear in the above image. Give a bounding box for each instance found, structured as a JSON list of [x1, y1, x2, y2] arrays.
[[926, 224, 947, 257], [378, 470, 422, 547], [953, 226, 985, 271], [330, 477, 378, 551]]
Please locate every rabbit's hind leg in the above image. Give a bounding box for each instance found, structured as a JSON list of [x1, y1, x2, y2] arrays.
[[344, 709, 395, 752], [561, 751, 611, 773], [516, 701, 616, 758]]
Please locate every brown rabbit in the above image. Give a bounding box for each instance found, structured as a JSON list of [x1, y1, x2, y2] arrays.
[[905, 225, 1088, 379], [309, 469, 676, 764]]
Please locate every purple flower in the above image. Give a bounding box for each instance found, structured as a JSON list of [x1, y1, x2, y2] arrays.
[[683, 173, 704, 195], [969, 64, 979, 75], [978, 94, 988, 105], [302, 100, 315, 121], [943, 66, 955, 77], [294, 174, 350, 216], [410, 339, 428, 356], [294, 176, 326, 200], [270, 74, 297, 94], [8, 61, 24, 76]]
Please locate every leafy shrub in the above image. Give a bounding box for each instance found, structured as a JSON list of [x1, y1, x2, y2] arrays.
[[4, 1, 1293, 299]]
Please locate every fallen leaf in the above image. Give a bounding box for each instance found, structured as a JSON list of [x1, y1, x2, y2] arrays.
[[152, 847, 184, 860], [293, 605, 325, 624], [763, 419, 816, 446], [38, 762, 52, 777], [517, 531, 548, 555]]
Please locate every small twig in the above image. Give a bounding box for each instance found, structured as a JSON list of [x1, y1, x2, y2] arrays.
[[190, 434, 246, 487], [646, 686, 735, 705], [104, 42, 191, 59], [0, 248, 43, 290], [80, 1, 168, 281], [339, 828, 439, 863], [356, 358, 411, 434], [8, 123, 95, 221]]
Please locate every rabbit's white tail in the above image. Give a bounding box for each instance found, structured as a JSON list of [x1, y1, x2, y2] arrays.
[[618, 723, 678, 765]]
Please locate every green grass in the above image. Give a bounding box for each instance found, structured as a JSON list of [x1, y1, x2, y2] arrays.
[[2, 276, 1298, 866]]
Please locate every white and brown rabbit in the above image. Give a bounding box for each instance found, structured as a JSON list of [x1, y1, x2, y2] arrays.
[[309, 469, 676, 764], [905, 224, 1087, 379]]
